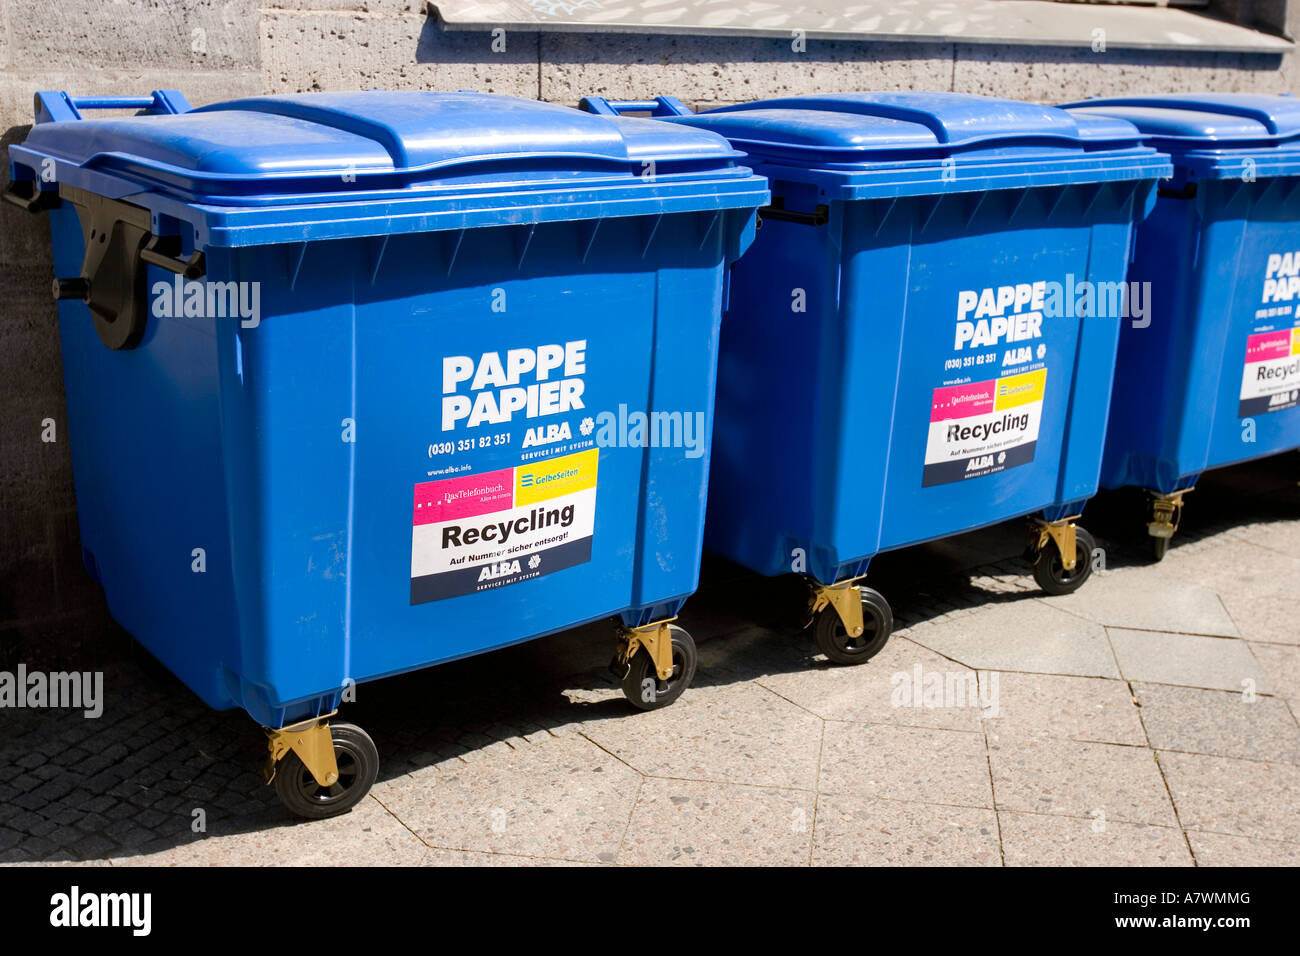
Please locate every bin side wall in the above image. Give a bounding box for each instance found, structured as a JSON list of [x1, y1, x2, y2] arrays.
[[1104, 179, 1300, 493], [6, 1, 1300, 658]]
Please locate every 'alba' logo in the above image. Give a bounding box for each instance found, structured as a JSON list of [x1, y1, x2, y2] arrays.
[[479, 560, 521, 582], [522, 422, 571, 448]]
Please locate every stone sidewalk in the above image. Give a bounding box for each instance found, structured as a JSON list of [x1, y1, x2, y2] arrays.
[[1, 455, 1297, 866]]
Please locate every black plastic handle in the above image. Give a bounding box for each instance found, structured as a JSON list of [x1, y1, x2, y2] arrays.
[[140, 235, 206, 279], [3, 179, 60, 213]]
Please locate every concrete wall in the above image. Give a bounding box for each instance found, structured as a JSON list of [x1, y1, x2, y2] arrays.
[[2, 0, 1299, 658]]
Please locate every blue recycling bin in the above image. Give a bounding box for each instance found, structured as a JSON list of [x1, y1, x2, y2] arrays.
[[1064, 94, 1300, 559], [583, 93, 1169, 665], [7, 89, 766, 817]]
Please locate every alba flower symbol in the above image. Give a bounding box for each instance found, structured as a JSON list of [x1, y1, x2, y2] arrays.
[[528, 554, 541, 570], [997, 451, 1007, 464], [579, 417, 594, 436]]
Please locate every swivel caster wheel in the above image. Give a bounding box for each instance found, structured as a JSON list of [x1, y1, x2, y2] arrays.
[[812, 586, 892, 665], [1033, 525, 1096, 596], [620, 623, 697, 711], [1146, 489, 1189, 563], [272, 721, 378, 820]]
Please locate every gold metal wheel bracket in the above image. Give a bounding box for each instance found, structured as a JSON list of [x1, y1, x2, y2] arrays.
[[1033, 516, 1082, 572], [264, 713, 340, 788], [616, 620, 677, 682], [809, 579, 865, 638], [1148, 489, 1192, 540]]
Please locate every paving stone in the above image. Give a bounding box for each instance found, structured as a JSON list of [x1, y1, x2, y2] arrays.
[[1231, 516, 1300, 559], [418, 847, 600, 866], [25, 817, 57, 838], [578, 682, 823, 791], [1155, 538, 1300, 646], [812, 795, 1000, 866], [1248, 643, 1300, 699], [1159, 751, 1300, 843], [111, 798, 425, 866], [1133, 683, 1300, 763], [618, 778, 813, 866], [1110, 630, 1270, 693], [0, 828, 23, 853], [908, 600, 1119, 677], [757, 638, 984, 731], [1185, 831, 1300, 866], [69, 834, 116, 860], [980, 672, 1145, 745], [987, 733, 1176, 826], [819, 724, 992, 808], [998, 811, 1192, 866], [371, 734, 641, 863], [12, 791, 46, 812], [1040, 566, 1239, 637]]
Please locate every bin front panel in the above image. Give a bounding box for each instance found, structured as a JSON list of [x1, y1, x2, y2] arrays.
[[871, 186, 1135, 556], [347, 214, 727, 684]]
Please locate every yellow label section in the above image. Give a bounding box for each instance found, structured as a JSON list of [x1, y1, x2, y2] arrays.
[[994, 368, 1047, 411], [1292, 328, 1300, 355], [515, 449, 599, 506]]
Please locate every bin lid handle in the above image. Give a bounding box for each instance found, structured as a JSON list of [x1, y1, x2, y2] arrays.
[[34, 90, 193, 125]]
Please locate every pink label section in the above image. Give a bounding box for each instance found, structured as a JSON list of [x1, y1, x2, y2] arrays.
[[413, 466, 514, 526], [931, 380, 995, 422], [1246, 330, 1293, 362]]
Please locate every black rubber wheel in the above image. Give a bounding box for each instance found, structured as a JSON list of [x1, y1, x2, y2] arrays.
[[812, 587, 893, 665], [620, 625, 697, 711], [273, 722, 379, 820], [1150, 534, 1171, 562], [1033, 526, 1097, 596]]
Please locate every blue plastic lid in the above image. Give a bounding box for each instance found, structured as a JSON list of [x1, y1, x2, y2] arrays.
[[665, 92, 1170, 198], [9, 90, 769, 245], [1064, 94, 1300, 179]]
